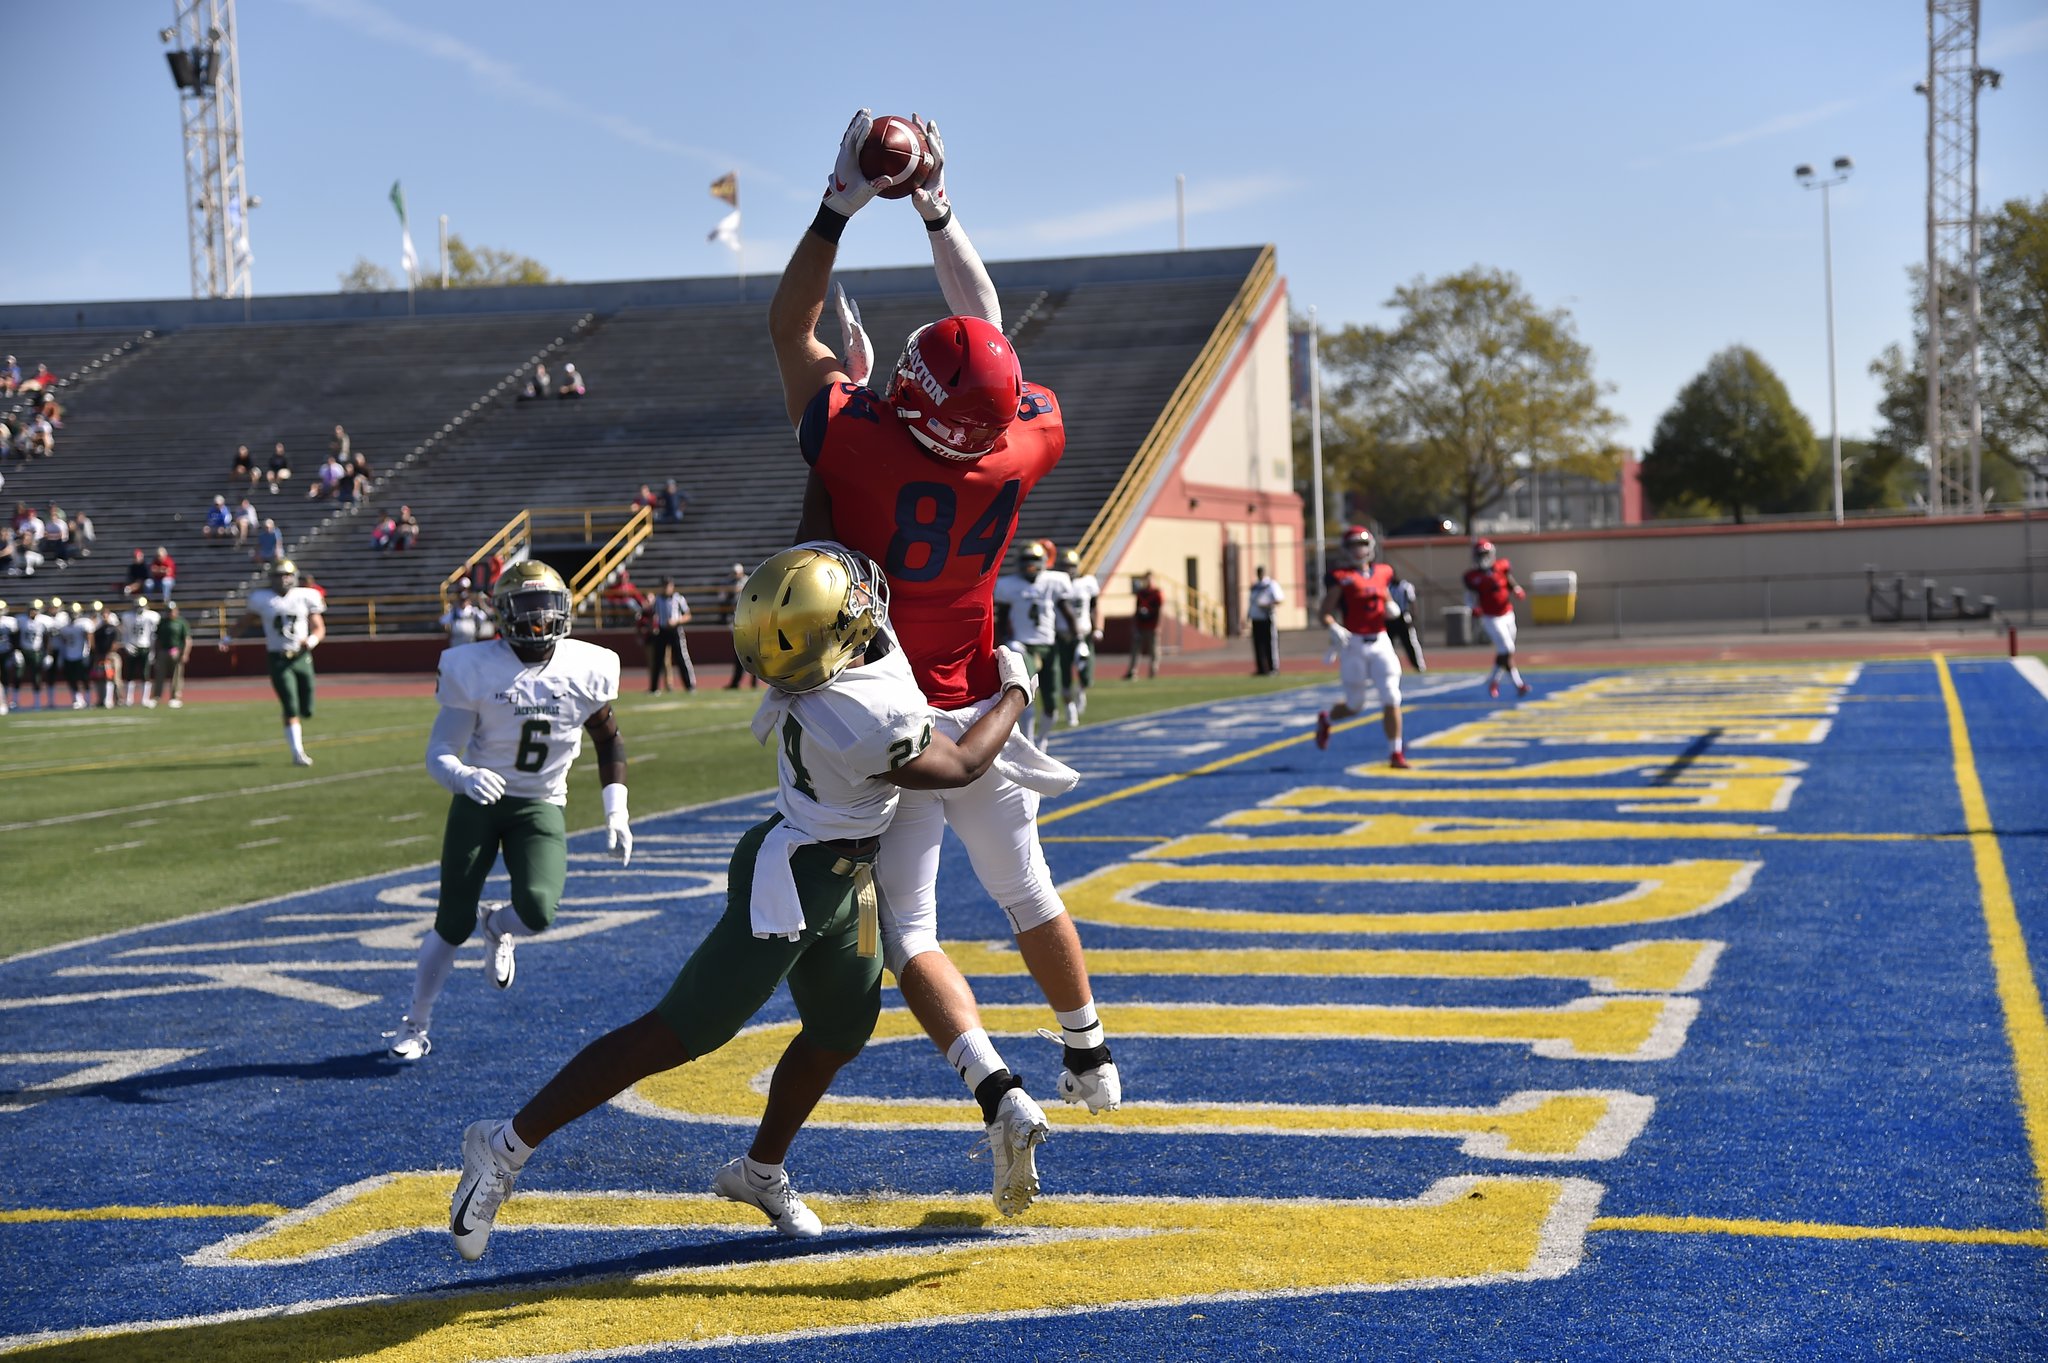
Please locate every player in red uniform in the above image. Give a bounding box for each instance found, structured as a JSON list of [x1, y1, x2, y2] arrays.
[[764, 110, 1119, 1217], [1314, 526, 1411, 768], [1463, 539, 1529, 698]]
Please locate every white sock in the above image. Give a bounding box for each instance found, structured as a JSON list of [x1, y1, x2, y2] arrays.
[[407, 930, 461, 1030], [484, 905, 540, 939], [492, 1118, 533, 1170], [1054, 1002, 1104, 1051], [1488, 664, 1501, 686], [743, 1156, 784, 1188], [1389, 737, 1404, 757], [285, 719, 306, 759], [945, 1028, 1005, 1093], [142, 681, 153, 702], [1508, 664, 1525, 686]]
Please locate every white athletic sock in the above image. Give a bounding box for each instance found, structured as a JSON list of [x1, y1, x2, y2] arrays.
[[743, 1156, 785, 1188], [142, 681, 154, 702], [284, 719, 306, 759], [1054, 1002, 1104, 1051], [1389, 736, 1404, 757], [945, 1028, 1005, 1094], [484, 905, 540, 939], [407, 930, 461, 1031], [1508, 665, 1525, 687], [492, 1118, 533, 1170]]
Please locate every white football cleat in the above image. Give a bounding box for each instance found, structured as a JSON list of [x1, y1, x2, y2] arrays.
[[168, 698, 183, 708], [1057, 1060, 1122, 1115], [450, 1120, 520, 1261], [1065, 700, 1080, 727], [386, 1016, 430, 1062], [712, 1158, 823, 1239], [291, 752, 313, 767], [480, 902, 516, 990], [975, 1087, 1050, 1217]]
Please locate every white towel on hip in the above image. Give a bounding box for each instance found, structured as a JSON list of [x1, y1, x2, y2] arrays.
[[992, 728, 1080, 796], [749, 819, 809, 941]]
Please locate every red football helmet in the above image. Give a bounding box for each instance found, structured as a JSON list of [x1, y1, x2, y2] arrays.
[[887, 316, 1022, 461], [1341, 525, 1375, 565], [1473, 539, 1496, 568]]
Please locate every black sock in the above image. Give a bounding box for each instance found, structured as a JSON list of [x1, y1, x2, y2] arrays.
[[974, 1069, 1023, 1125], [1063, 1042, 1112, 1074]]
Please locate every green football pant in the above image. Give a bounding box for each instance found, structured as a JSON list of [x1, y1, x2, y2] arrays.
[[656, 816, 882, 1057], [1021, 642, 1059, 713], [1057, 636, 1091, 695], [267, 650, 316, 719], [435, 794, 568, 942]]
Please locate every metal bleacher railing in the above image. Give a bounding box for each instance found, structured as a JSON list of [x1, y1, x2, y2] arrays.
[[435, 505, 652, 613]]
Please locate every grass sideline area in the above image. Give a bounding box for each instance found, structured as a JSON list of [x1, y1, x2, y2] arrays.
[[0, 668, 1322, 957]]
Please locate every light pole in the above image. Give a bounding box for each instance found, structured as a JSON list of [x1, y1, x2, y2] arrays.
[[1796, 156, 1853, 524]]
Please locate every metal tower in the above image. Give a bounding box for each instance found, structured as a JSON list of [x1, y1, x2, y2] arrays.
[[1921, 0, 2000, 514], [162, 0, 253, 300]]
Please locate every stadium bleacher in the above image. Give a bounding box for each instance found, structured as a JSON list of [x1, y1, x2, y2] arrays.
[[0, 248, 1263, 632]]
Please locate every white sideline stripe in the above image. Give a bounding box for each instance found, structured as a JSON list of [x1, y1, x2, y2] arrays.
[[250, 815, 292, 826], [2015, 656, 2048, 706], [0, 764, 418, 833], [236, 838, 283, 850], [93, 841, 146, 854]]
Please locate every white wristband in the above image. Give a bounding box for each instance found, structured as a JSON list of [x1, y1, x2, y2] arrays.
[[601, 783, 629, 819]]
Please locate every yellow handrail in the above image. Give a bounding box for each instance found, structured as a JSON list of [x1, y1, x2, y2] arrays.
[[440, 509, 531, 608], [1071, 246, 1278, 577], [569, 505, 654, 607]]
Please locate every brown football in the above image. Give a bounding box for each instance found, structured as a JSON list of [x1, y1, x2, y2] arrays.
[[858, 115, 934, 199]]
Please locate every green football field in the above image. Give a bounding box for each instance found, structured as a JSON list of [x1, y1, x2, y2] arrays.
[[0, 669, 1318, 957]]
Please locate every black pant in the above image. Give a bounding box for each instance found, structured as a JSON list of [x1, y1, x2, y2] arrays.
[[649, 627, 695, 691], [1251, 619, 1278, 674]]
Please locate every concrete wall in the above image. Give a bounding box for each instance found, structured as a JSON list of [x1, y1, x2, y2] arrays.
[[1382, 512, 2048, 633]]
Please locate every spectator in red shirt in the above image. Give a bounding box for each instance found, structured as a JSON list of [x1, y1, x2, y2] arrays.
[[630, 484, 657, 513], [1125, 571, 1164, 680], [147, 546, 176, 603]]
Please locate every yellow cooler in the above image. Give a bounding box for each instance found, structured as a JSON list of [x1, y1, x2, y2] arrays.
[[1529, 570, 1578, 625]]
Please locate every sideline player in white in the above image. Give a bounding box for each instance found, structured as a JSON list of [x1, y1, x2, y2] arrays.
[[1315, 526, 1411, 768], [1055, 548, 1101, 724], [0, 602, 14, 715], [232, 560, 326, 765], [13, 600, 53, 710], [122, 598, 161, 708], [448, 544, 1037, 1257], [54, 602, 94, 710], [388, 562, 632, 1062], [992, 542, 1074, 746]]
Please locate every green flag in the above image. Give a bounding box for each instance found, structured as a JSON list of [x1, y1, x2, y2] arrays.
[[390, 180, 418, 281]]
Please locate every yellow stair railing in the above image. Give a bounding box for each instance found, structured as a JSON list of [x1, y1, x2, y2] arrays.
[[1071, 245, 1278, 577], [569, 505, 653, 609], [439, 506, 651, 611], [440, 510, 532, 609]]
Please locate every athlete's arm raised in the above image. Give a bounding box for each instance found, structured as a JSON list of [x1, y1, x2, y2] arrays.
[[908, 116, 1001, 329], [768, 110, 903, 429]]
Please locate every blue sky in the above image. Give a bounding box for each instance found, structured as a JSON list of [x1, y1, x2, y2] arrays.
[[5, 0, 2045, 449]]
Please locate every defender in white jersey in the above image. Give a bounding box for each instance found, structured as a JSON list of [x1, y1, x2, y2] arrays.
[[13, 602, 53, 710], [1055, 548, 1101, 724], [0, 603, 14, 715], [121, 601, 160, 708], [449, 543, 1036, 1259], [992, 541, 1075, 745], [54, 606, 94, 710], [389, 561, 631, 1063], [231, 560, 326, 764]]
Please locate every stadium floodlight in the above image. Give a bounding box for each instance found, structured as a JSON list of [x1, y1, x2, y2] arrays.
[[1796, 154, 1853, 524], [161, 0, 251, 301]]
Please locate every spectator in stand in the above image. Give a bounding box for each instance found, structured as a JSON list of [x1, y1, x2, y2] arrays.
[[147, 546, 175, 603], [370, 513, 397, 551], [331, 425, 351, 464], [203, 495, 235, 539], [265, 441, 291, 493], [309, 452, 345, 501], [520, 362, 550, 401], [556, 362, 586, 399], [21, 414, 53, 459], [440, 588, 489, 647], [717, 562, 758, 690], [392, 505, 419, 552], [41, 506, 74, 564], [122, 548, 149, 597], [0, 528, 20, 577], [656, 479, 689, 525], [153, 600, 190, 708], [344, 451, 372, 503], [255, 517, 284, 565], [0, 356, 17, 396], [36, 389, 64, 428], [21, 363, 55, 394], [233, 497, 259, 548], [72, 509, 93, 558], [232, 443, 255, 486], [15, 504, 44, 541], [0, 414, 13, 458], [647, 577, 694, 693], [630, 483, 657, 514], [301, 570, 328, 601], [1126, 570, 1164, 680]]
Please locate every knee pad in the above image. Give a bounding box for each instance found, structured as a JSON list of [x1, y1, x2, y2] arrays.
[[996, 872, 1068, 936], [882, 922, 944, 979]]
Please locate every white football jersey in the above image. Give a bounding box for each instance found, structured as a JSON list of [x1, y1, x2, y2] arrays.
[[247, 587, 324, 654], [993, 569, 1072, 647], [1060, 573, 1100, 637], [436, 637, 620, 803], [752, 637, 933, 844], [122, 608, 160, 652], [16, 613, 49, 651], [56, 618, 93, 661]]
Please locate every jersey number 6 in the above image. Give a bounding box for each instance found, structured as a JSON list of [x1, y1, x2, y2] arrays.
[[514, 719, 550, 774], [884, 479, 1022, 583]]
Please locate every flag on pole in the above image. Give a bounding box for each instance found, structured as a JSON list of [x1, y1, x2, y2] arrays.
[[709, 172, 738, 207], [707, 208, 742, 252], [390, 180, 419, 282]]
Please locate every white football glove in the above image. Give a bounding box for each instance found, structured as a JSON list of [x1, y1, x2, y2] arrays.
[[822, 108, 902, 218], [996, 644, 1036, 705], [459, 766, 506, 806], [602, 783, 632, 867], [834, 283, 872, 386], [909, 113, 948, 222], [1324, 621, 1350, 666]]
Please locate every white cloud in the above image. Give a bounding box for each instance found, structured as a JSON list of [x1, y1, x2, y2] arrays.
[[980, 174, 1298, 249], [1687, 98, 1859, 154]]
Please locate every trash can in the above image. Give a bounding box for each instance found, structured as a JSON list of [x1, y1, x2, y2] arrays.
[[1441, 605, 1472, 647], [1530, 570, 1578, 625]]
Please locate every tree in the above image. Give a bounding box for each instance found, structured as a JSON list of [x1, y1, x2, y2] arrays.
[[1640, 347, 1818, 523], [1307, 269, 1619, 530], [337, 234, 556, 293], [1868, 195, 2048, 499]]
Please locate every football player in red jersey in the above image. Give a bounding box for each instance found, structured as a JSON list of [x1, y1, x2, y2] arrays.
[[1315, 526, 1412, 768], [763, 110, 1118, 1217], [1463, 539, 1530, 698]]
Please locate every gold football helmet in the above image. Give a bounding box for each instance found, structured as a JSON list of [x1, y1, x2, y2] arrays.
[[732, 543, 889, 693], [270, 558, 298, 591], [494, 561, 572, 662]]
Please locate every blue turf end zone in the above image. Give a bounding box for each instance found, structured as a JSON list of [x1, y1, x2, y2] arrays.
[[2, 660, 2046, 1361]]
